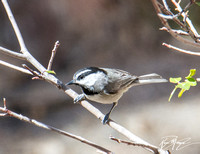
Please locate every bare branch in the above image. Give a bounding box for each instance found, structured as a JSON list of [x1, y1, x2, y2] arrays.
[[2, 0, 27, 52], [0, 46, 26, 60], [22, 64, 42, 78], [163, 42, 200, 56], [0, 60, 32, 75], [0, 98, 7, 116], [0, 99, 113, 154], [171, 0, 200, 42], [64, 89, 169, 154], [3, 98, 6, 108], [160, 27, 189, 36], [162, 0, 170, 11], [47, 40, 60, 71], [110, 136, 171, 154], [2, 0, 51, 74], [0, 112, 7, 116], [151, 0, 200, 48], [196, 78, 200, 82]]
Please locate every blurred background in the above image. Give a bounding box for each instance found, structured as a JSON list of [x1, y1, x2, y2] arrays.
[[0, 0, 200, 153]]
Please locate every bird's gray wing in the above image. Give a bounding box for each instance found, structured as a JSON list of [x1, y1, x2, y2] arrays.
[[102, 68, 138, 94]]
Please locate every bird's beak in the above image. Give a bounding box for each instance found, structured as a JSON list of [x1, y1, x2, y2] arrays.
[[66, 80, 75, 85]]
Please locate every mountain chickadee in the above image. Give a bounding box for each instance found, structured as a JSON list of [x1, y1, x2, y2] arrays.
[[67, 67, 167, 124]]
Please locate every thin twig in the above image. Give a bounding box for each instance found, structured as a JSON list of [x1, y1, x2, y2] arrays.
[[0, 46, 26, 60], [2, 0, 27, 52], [157, 3, 186, 30], [0, 98, 7, 116], [152, 0, 200, 56], [151, 0, 200, 48], [171, 0, 200, 42], [0, 60, 32, 75], [22, 64, 42, 79], [162, 0, 170, 11], [110, 136, 170, 154], [163, 42, 200, 56], [196, 78, 200, 82], [0, 99, 113, 154], [159, 27, 189, 36], [2, 0, 51, 73], [47, 41, 60, 71], [3, 98, 6, 108]]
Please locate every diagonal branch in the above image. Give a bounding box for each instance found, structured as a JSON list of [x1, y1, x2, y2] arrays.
[[2, 0, 27, 52], [163, 42, 200, 56], [0, 46, 26, 60], [0, 60, 32, 75], [1, 0, 53, 74], [0, 99, 113, 154], [63, 88, 169, 154], [0, 1, 170, 154]]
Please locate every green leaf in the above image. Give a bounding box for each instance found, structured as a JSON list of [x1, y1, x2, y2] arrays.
[[187, 77, 196, 82], [178, 89, 185, 98], [196, 2, 200, 6], [168, 69, 198, 101], [185, 69, 196, 79], [177, 82, 191, 90], [169, 77, 182, 83], [189, 81, 197, 86], [46, 70, 56, 75], [186, 78, 197, 86]]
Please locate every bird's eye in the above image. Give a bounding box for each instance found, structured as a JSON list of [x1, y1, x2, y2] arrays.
[[77, 74, 85, 80]]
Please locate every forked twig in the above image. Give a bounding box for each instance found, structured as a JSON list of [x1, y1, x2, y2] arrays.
[[0, 46, 26, 60], [171, 0, 200, 41], [22, 64, 43, 79], [151, 0, 200, 56]]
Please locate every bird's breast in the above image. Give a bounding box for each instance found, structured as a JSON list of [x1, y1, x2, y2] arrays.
[[85, 91, 124, 104]]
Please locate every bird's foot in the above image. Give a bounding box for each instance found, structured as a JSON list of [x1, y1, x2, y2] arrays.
[[102, 113, 110, 125], [74, 94, 86, 104]]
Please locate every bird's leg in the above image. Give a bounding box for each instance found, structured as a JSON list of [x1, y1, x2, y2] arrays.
[[102, 102, 117, 124], [74, 94, 86, 104]]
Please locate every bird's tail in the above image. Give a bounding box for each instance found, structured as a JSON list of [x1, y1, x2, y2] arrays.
[[136, 73, 168, 85]]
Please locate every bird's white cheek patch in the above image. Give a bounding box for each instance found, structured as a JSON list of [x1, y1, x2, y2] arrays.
[[84, 74, 97, 86], [85, 72, 107, 86]]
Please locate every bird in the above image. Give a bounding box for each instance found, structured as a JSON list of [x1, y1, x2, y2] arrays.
[[67, 67, 167, 124]]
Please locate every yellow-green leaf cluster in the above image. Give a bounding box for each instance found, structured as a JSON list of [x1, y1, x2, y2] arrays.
[[169, 69, 197, 101]]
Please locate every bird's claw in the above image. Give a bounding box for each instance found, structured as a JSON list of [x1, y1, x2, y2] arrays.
[[102, 113, 110, 125], [74, 94, 86, 104]]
